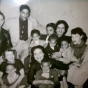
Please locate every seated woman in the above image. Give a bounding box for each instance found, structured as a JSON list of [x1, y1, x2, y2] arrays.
[[0, 49, 24, 88], [27, 45, 70, 88], [55, 20, 71, 47], [67, 27, 88, 88]]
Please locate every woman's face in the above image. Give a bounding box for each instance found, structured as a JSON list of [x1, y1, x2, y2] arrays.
[[72, 34, 82, 45], [5, 51, 15, 63], [56, 23, 65, 37], [33, 48, 44, 63]]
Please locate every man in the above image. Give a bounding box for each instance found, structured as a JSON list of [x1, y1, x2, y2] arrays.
[[3, 5, 45, 64], [0, 11, 12, 64]]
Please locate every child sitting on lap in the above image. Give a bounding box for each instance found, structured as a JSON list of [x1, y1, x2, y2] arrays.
[[3, 64, 29, 88], [33, 59, 59, 88]]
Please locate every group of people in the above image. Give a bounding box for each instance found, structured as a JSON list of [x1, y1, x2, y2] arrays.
[[0, 4, 88, 88]]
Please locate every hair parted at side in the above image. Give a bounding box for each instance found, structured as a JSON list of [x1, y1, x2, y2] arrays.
[[71, 27, 87, 43], [2, 48, 17, 60], [55, 20, 69, 35]]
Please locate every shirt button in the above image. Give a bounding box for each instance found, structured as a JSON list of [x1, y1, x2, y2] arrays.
[[22, 31, 24, 33]]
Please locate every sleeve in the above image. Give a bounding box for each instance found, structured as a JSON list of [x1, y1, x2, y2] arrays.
[[6, 30, 13, 48], [52, 70, 59, 86], [16, 60, 24, 72], [35, 70, 41, 80], [50, 58, 69, 70], [27, 64, 36, 84]]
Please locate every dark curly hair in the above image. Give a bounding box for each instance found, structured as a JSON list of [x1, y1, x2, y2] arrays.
[[55, 20, 69, 35]]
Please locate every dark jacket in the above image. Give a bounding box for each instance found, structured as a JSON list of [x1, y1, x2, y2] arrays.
[[27, 58, 69, 84], [0, 28, 12, 55], [45, 43, 60, 57]]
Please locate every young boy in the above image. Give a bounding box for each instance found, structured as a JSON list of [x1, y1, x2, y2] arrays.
[[30, 29, 45, 48], [2, 64, 29, 88], [33, 59, 59, 88], [40, 23, 55, 44], [56, 38, 77, 64], [45, 34, 60, 58]]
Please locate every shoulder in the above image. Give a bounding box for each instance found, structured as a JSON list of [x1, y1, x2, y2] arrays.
[[1, 28, 9, 33], [50, 69, 58, 75], [36, 69, 42, 74]]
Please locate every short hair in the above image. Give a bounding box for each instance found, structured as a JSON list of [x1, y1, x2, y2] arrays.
[[2, 48, 17, 60], [31, 29, 40, 36], [48, 34, 58, 41], [71, 27, 87, 43], [46, 23, 55, 32], [6, 64, 16, 70], [0, 11, 5, 19], [20, 4, 31, 13], [55, 20, 69, 35], [41, 59, 51, 66], [60, 37, 70, 44]]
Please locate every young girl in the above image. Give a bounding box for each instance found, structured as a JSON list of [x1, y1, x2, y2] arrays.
[[30, 29, 45, 48], [3, 64, 29, 88], [67, 27, 88, 88]]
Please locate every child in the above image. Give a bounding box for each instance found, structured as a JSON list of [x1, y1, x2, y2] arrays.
[[56, 37, 77, 64], [40, 23, 55, 44], [45, 34, 60, 58], [30, 29, 45, 48], [3, 64, 29, 88], [0, 49, 24, 88], [33, 59, 59, 88]]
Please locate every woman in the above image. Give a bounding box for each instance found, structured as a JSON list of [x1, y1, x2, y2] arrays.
[[0, 49, 24, 88], [55, 20, 71, 46], [27, 45, 70, 88], [67, 27, 88, 88]]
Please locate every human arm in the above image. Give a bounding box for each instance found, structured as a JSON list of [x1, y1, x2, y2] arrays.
[[9, 69, 24, 88]]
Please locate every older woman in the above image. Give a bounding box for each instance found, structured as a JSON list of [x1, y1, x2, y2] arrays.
[[27, 45, 70, 88], [55, 20, 71, 46], [67, 27, 88, 88]]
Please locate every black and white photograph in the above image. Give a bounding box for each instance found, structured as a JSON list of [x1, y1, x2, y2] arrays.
[[0, 0, 88, 88]]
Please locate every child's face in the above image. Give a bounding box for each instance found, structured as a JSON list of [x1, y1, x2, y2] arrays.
[[61, 41, 69, 50], [49, 39, 56, 47], [5, 51, 15, 63], [56, 23, 65, 36], [6, 65, 16, 76], [41, 62, 51, 72], [72, 34, 82, 45], [32, 33, 40, 41], [0, 14, 4, 28], [46, 27, 54, 36]]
